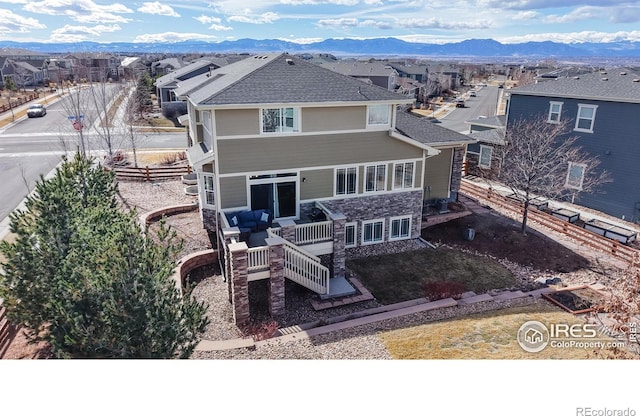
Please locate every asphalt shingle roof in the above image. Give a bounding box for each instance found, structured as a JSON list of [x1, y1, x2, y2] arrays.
[[510, 69, 640, 103], [468, 128, 505, 145], [175, 53, 410, 106], [395, 110, 475, 146]]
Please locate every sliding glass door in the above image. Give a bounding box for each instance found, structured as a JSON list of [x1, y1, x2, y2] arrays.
[[249, 173, 298, 219]]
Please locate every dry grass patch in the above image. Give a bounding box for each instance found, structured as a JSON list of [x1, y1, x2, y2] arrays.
[[348, 247, 516, 304], [379, 302, 613, 359]]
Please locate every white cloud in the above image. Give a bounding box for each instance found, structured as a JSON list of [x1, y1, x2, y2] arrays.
[[48, 33, 88, 42], [317, 17, 359, 28], [544, 7, 599, 24], [228, 12, 279, 24], [133, 31, 218, 43], [360, 19, 392, 29], [194, 15, 221, 24], [209, 24, 232, 31], [398, 18, 492, 30], [23, 0, 133, 24], [513, 10, 538, 20], [52, 23, 121, 36], [137, 2, 180, 17], [498, 30, 640, 44], [0, 8, 46, 33], [280, 36, 324, 44]]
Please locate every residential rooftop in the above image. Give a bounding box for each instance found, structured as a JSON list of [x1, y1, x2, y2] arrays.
[[509, 69, 640, 103], [396, 110, 475, 146], [175, 53, 413, 106]]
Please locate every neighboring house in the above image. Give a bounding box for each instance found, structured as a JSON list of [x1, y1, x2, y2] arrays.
[[0, 48, 50, 88], [316, 59, 399, 90], [389, 63, 428, 83], [151, 57, 184, 77], [174, 53, 472, 325], [507, 69, 640, 222], [119, 56, 148, 81], [464, 115, 506, 176], [65, 52, 121, 81], [154, 58, 230, 109]]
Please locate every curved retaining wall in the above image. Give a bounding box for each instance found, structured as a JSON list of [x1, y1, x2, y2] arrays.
[[171, 249, 219, 295], [139, 202, 199, 227]]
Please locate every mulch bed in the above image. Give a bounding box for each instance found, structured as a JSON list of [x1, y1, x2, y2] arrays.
[[422, 212, 591, 272]]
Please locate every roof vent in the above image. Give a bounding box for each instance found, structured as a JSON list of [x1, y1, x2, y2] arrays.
[[286, 58, 294, 65], [602, 77, 608, 81], [620, 71, 627, 75], [572, 76, 580, 80], [633, 79, 640, 83]]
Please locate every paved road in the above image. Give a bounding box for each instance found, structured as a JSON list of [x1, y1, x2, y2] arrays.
[[0, 88, 187, 227], [437, 85, 501, 133]]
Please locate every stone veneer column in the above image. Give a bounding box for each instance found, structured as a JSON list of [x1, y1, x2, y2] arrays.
[[278, 219, 296, 244], [228, 241, 250, 326], [265, 236, 286, 317], [330, 212, 346, 278], [222, 228, 241, 303], [450, 146, 465, 197]]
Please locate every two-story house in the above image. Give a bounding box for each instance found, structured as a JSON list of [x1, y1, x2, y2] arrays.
[[507, 69, 640, 222], [175, 53, 471, 325]]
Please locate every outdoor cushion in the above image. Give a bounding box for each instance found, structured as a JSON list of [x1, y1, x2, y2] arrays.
[[260, 211, 269, 223]]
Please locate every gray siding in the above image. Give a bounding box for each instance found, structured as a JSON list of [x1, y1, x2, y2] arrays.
[[300, 168, 334, 200], [219, 176, 247, 209], [509, 94, 640, 221], [216, 131, 423, 174], [423, 148, 452, 200], [302, 106, 365, 132], [215, 109, 260, 136]]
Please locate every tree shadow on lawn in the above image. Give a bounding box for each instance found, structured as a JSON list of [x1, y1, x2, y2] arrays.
[[423, 212, 591, 273]]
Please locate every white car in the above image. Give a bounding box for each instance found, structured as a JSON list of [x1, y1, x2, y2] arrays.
[[27, 104, 47, 118]]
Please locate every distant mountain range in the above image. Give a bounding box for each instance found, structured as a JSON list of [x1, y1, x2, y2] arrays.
[[2, 37, 640, 59]]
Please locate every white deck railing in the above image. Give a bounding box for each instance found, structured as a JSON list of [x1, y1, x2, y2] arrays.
[[247, 246, 270, 272], [267, 229, 329, 294], [295, 220, 333, 245]]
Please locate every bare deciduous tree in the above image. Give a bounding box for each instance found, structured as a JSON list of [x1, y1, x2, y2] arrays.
[[485, 115, 611, 234], [591, 257, 640, 358]]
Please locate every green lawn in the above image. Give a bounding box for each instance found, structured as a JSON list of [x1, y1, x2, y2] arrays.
[[347, 247, 516, 305]]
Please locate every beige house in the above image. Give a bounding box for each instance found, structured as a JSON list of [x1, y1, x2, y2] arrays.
[[174, 53, 472, 325]]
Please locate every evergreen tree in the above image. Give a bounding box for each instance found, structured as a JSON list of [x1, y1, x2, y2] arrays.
[[0, 153, 208, 358]]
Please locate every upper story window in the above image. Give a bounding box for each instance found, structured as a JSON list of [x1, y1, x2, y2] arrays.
[[393, 162, 414, 189], [262, 107, 299, 133], [365, 164, 386, 193], [574, 104, 597, 133], [479, 145, 492, 169], [565, 162, 586, 190], [335, 167, 358, 196], [367, 104, 390, 127], [548, 101, 563, 123]]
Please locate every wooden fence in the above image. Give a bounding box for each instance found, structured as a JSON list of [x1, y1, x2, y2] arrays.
[[0, 94, 39, 114], [113, 165, 192, 181], [460, 180, 640, 264]]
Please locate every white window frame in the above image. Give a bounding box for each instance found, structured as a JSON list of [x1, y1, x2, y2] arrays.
[[479, 145, 492, 169], [364, 164, 387, 193], [393, 162, 415, 190], [361, 219, 385, 245], [565, 162, 587, 191], [574, 104, 597, 133], [389, 215, 411, 241], [200, 172, 216, 209], [345, 222, 357, 248], [261, 107, 300, 134], [334, 166, 358, 196], [367, 104, 390, 127], [548, 101, 563, 124]]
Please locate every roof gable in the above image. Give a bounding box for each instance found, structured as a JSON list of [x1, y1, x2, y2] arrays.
[[176, 53, 412, 106]]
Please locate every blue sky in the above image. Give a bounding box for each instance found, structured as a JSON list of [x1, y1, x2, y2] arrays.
[[1, 0, 640, 44]]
